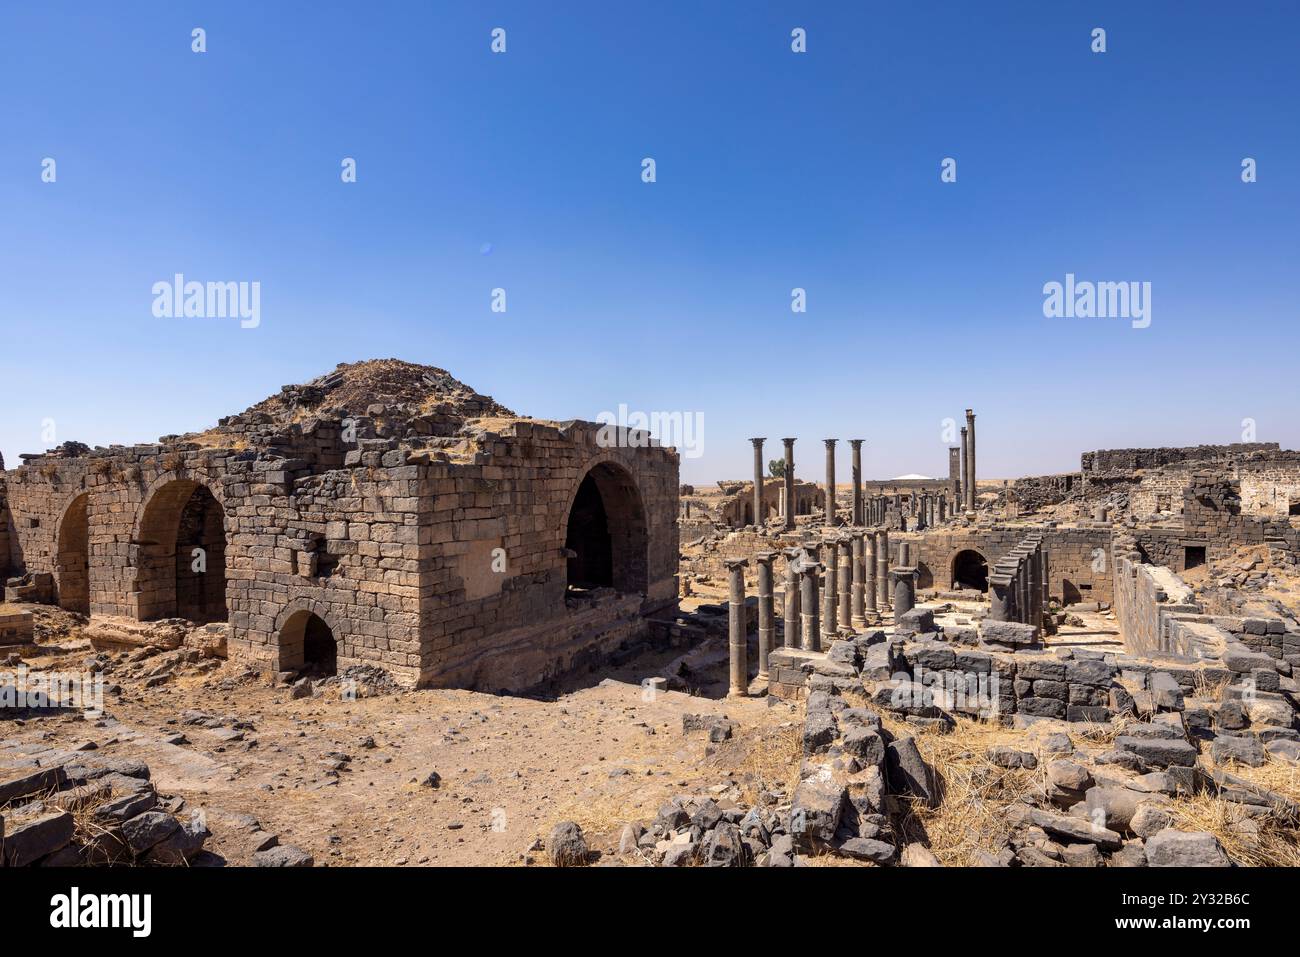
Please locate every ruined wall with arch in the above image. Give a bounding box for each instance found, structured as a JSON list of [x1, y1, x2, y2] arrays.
[[901, 523, 1114, 605], [3, 416, 678, 693], [415, 419, 678, 691]]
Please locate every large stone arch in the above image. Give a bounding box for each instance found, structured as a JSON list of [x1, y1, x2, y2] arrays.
[[274, 599, 344, 674], [132, 473, 228, 622], [560, 456, 649, 597], [54, 492, 90, 614]]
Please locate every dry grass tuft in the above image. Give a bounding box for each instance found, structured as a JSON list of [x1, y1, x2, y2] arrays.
[[1168, 791, 1300, 867], [883, 714, 1045, 865], [734, 722, 803, 804]]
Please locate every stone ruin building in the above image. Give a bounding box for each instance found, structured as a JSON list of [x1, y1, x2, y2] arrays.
[[672, 418, 1300, 864], [0, 359, 679, 692]]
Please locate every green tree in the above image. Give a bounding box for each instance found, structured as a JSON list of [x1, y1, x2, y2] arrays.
[[768, 458, 786, 479]]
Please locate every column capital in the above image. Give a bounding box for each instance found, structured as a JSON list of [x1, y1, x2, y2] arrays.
[[849, 438, 864, 449], [782, 437, 797, 446], [749, 437, 766, 446], [752, 550, 779, 565], [723, 556, 750, 571], [823, 438, 837, 448]]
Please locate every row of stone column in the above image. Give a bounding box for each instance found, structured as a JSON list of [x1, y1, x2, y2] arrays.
[[988, 533, 1048, 634], [723, 528, 895, 696], [750, 437, 869, 531]]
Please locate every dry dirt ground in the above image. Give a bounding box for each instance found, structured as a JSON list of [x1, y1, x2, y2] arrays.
[[1, 606, 800, 867]]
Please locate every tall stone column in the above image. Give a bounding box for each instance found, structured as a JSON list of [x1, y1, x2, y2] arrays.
[[1040, 545, 1051, 614], [1028, 543, 1042, 634], [965, 409, 977, 513], [938, 494, 946, 523], [959, 427, 968, 515], [837, 536, 852, 634], [754, 551, 777, 680], [750, 438, 765, 527], [824, 439, 837, 526], [891, 542, 917, 617], [725, 558, 749, 697], [949, 446, 962, 507], [821, 540, 838, 646], [874, 529, 890, 612], [798, 553, 821, 652], [864, 530, 877, 613], [850, 531, 866, 628], [782, 438, 796, 531], [989, 566, 1014, 621], [782, 548, 801, 649], [849, 439, 864, 526]]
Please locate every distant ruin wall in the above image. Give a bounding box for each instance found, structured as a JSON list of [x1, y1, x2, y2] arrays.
[[1081, 443, 1278, 473]]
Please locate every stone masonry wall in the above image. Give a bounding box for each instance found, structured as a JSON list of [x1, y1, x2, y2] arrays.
[[906, 523, 1113, 605]]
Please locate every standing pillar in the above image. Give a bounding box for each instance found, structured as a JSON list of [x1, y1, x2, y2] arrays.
[[782, 438, 796, 531], [725, 558, 749, 697], [782, 549, 801, 649], [891, 542, 917, 617], [798, 552, 822, 652], [849, 439, 864, 526], [949, 446, 962, 508], [965, 409, 977, 513], [959, 427, 969, 515], [864, 530, 877, 613], [750, 438, 765, 527], [1029, 544, 1042, 634], [821, 540, 838, 646], [837, 535, 852, 634], [824, 439, 837, 526], [938, 494, 946, 523], [989, 567, 1014, 621], [1040, 545, 1051, 615], [850, 531, 866, 628], [874, 529, 890, 612], [754, 551, 777, 680]]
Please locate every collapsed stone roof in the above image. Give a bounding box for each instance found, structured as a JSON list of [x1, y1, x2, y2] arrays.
[[223, 358, 516, 436]]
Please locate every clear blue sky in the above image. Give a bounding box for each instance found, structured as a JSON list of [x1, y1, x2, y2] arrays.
[[2, 1, 1297, 485]]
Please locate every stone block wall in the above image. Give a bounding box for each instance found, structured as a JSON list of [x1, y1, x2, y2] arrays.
[[906, 523, 1112, 605], [413, 420, 679, 690], [1111, 533, 1218, 660], [2, 417, 680, 693]]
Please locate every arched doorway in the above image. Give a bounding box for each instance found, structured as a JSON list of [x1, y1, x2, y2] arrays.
[[135, 480, 227, 623], [279, 609, 337, 676], [564, 462, 648, 599], [952, 549, 989, 592], [56, 494, 90, 614]]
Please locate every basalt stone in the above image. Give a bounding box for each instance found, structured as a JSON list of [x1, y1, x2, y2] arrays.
[[1008, 806, 1122, 851], [1145, 830, 1231, 867], [802, 711, 839, 755], [1116, 735, 1197, 768], [1065, 660, 1114, 687], [3, 810, 76, 867], [909, 641, 955, 672], [988, 745, 1037, 769], [1017, 696, 1067, 719], [0, 766, 68, 805], [790, 770, 846, 848], [547, 821, 589, 867], [1016, 658, 1066, 683], [836, 837, 897, 864], [1210, 734, 1266, 768], [253, 844, 314, 867], [886, 736, 939, 808], [121, 811, 180, 855], [842, 727, 886, 767]]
